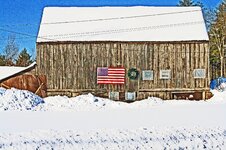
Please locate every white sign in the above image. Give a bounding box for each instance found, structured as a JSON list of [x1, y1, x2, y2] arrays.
[[160, 70, 171, 79], [125, 92, 136, 101], [142, 70, 154, 80], [109, 92, 119, 100], [193, 69, 205, 78]]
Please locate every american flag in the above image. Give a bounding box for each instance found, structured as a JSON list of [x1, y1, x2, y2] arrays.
[[97, 67, 125, 84]]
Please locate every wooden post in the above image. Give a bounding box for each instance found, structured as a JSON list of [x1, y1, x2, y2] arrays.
[[0, 83, 10, 89], [35, 83, 44, 95], [202, 91, 206, 100]]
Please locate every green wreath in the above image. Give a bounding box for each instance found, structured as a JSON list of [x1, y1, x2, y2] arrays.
[[128, 68, 139, 80]]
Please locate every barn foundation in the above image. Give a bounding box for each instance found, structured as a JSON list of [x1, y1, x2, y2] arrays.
[[46, 88, 211, 101]]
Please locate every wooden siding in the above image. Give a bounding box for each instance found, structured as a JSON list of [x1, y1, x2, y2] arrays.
[[36, 41, 209, 99]]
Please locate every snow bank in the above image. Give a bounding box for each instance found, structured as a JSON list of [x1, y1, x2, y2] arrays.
[[39, 92, 224, 111], [37, 93, 129, 111], [209, 90, 226, 103], [0, 127, 225, 149], [0, 88, 44, 111], [39, 94, 184, 111], [0, 88, 225, 111]]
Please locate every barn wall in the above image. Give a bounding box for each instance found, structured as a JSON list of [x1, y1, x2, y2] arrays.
[[36, 41, 209, 100]]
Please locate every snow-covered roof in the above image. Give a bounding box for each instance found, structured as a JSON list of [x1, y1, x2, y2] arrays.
[[0, 62, 36, 82], [37, 6, 209, 42]]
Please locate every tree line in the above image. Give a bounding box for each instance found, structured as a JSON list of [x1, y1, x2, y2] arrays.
[[0, 35, 33, 67]]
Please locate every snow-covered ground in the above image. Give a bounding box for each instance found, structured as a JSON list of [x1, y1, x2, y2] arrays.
[[0, 87, 226, 149], [1, 127, 226, 150]]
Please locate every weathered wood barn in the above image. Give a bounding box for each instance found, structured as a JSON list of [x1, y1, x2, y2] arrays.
[[36, 6, 210, 100]]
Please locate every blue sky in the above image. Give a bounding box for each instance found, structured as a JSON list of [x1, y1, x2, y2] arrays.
[[0, 0, 223, 56]]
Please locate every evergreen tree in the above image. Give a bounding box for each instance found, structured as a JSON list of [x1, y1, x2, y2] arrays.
[[178, 0, 195, 6], [0, 55, 6, 66], [16, 48, 33, 66], [209, 0, 226, 77]]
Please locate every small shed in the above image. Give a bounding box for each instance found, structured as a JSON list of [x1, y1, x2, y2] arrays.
[[36, 6, 209, 100], [0, 63, 47, 97]]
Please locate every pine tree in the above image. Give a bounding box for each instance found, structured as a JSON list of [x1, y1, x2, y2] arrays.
[[16, 48, 33, 66], [0, 55, 6, 66], [209, 0, 226, 77], [178, 0, 195, 6]]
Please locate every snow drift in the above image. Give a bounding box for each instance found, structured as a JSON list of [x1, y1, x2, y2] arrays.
[[0, 87, 226, 111], [0, 88, 44, 111]]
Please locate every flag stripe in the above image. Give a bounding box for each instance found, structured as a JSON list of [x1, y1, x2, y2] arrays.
[[97, 79, 125, 81], [97, 81, 125, 84], [108, 71, 125, 73], [98, 77, 125, 79], [108, 74, 125, 76], [108, 68, 125, 70]]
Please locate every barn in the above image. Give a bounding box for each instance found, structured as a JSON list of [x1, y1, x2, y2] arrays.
[[36, 6, 209, 100]]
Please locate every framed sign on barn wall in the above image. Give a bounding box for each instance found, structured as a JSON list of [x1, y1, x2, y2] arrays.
[[193, 69, 206, 78], [125, 92, 136, 101], [160, 70, 171, 79], [109, 92, 119, 100], [142, 70, 154, 80]]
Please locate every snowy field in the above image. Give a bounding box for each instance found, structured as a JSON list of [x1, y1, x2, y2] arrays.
[[0, 87, 226, 149]]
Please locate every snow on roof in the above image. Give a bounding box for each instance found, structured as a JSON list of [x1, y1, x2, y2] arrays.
[[37, 6, 209, 42], [0, 62, 36, 82]]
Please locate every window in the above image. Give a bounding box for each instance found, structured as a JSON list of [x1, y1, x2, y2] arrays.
[[193, 69, 205, 78], [125, 92, 136, 101], [160, 70, 171, 79], [142, 70, 154, 80]]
